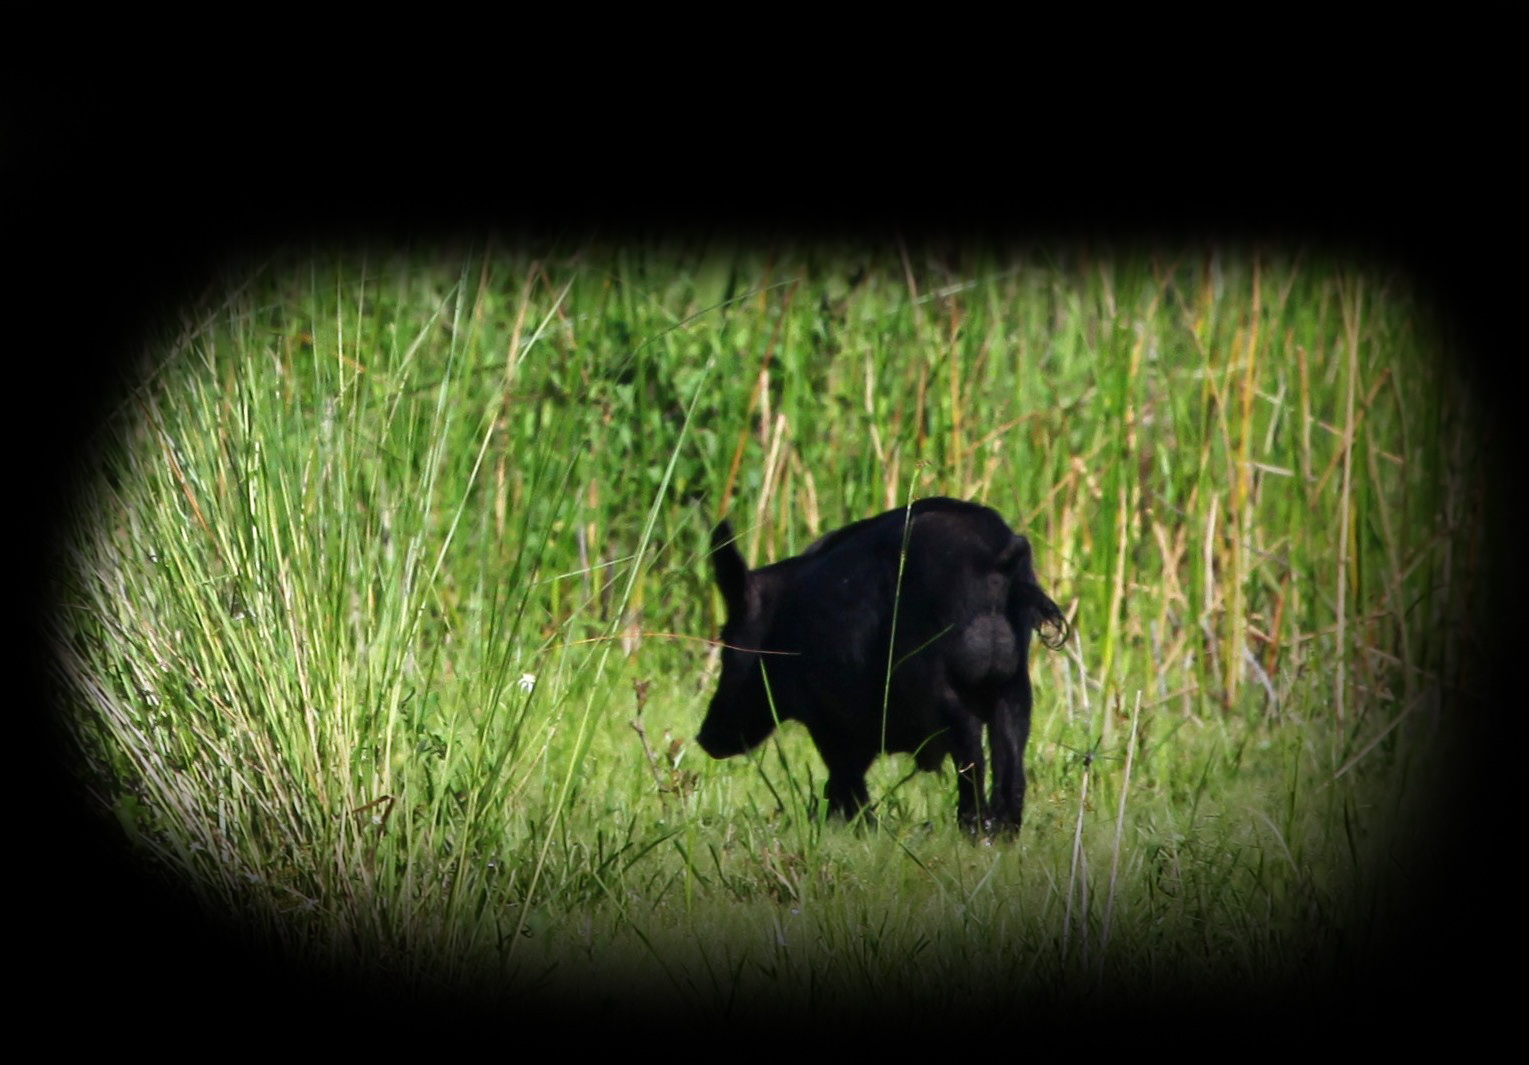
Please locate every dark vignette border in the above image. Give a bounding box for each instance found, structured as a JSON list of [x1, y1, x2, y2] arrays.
[[14, 125, 1515, 1045]]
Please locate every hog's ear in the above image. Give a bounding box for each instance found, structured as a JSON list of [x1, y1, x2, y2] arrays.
[[711, 521, 750, 618]]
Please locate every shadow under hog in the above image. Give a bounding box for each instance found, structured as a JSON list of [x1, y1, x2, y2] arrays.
[[698, 497, 1069, 834]]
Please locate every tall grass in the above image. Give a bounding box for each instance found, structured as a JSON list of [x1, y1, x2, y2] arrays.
[[48, 241, 1478, 1015]]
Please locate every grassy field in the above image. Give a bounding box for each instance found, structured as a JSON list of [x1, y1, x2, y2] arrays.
[[48, 241, 1482, 1022]]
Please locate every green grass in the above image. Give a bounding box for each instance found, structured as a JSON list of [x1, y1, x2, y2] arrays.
[[49, 241, 1477, 1017]]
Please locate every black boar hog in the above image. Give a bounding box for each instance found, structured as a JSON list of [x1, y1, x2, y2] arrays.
[[698, 497, 1068, 833]]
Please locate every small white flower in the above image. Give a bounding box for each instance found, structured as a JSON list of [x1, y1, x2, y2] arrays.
[[517, 673, 536, 694]]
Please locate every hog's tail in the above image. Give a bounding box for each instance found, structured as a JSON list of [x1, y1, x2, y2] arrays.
[[1001, 533, 1070, 650]]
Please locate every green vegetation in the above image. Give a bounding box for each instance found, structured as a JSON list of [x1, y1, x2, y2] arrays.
[[49, 242, 1478, 1015]]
